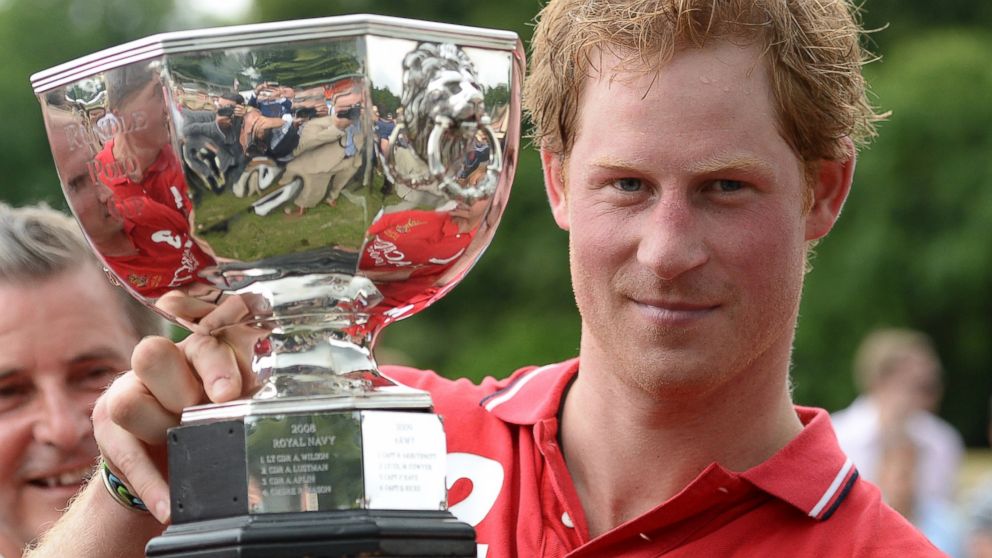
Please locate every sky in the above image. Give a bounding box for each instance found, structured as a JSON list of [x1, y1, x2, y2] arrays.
[[175, 0, 253, 24]]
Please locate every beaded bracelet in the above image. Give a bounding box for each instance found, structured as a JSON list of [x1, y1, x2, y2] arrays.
[[99, 460, 149, 513]]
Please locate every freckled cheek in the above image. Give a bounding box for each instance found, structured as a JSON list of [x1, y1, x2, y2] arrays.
[[569, 202, 634, 255], [718, 218, 806, 289], [568, 224, 619, 304], [569, 224, 631, 286]]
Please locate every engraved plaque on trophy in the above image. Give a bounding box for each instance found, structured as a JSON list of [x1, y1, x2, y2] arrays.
[[32, 14, 522, 557]]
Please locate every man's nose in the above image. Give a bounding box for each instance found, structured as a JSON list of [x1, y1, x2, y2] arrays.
[[32, 387, 92, 450], [636, 194, 708, 281]]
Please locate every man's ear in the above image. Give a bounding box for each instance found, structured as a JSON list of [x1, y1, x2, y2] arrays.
[[805, 137, 856, 241], [541, 148, 570, 231]]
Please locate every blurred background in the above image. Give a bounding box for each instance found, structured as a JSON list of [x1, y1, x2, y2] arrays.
[[2, 0, 990, 497]]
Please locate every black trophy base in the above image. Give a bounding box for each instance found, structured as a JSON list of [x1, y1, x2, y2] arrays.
[[145, 510, 477, 558]]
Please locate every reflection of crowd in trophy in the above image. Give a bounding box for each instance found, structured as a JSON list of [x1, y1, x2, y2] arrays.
[[176, 78, 401, 243], [180, 76, 373, 218], [279, 81, 368, 217]]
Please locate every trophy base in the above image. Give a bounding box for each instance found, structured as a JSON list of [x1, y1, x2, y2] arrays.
[[145, 509, 477, 557]]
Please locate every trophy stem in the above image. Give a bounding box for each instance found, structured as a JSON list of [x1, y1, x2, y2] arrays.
[[251, 324, 393, 399]]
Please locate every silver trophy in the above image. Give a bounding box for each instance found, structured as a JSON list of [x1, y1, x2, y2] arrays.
[[32, 14, 521, 557]]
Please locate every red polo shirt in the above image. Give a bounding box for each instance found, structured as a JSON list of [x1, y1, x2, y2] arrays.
[[95, 140, 192, 218], [384, 359, 943, 557], [360, 210, 474, 311], [360, 210, 473, 276], [106, 196, 214, 298]]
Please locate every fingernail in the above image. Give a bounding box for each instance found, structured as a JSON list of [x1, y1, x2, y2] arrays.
[[154, 499, 171, 523], [210, 377, 235, 400]]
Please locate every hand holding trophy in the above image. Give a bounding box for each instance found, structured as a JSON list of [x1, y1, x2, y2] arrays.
[[32, 15, 522, 557]]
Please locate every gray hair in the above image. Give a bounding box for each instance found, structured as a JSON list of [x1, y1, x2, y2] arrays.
[[0, 201, 166, 338]]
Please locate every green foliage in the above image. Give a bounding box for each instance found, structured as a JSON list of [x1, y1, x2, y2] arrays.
[[0, 0, 240, 208], [250, 0, 534, 42], [794, 29, 992, 445], [860, 0, 992, 47], [370, 85, 400, 116]]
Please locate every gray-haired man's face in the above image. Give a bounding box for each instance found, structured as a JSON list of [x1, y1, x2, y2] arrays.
[[0, 265, 140, 546]]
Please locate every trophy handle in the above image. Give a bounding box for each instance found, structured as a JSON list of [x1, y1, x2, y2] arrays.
[[382, 123, 437, 189], [428, 115, 502, 203], [382, 116, 502, 204]]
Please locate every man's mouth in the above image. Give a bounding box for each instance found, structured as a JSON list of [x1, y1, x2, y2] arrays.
[[629, 296, 720, 326], [26, 466, 91, 489]]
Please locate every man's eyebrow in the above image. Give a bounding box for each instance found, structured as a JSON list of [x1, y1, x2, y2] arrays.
[[689, 153, 775, 176], [0, 348, 128, 379], [68, 348, 130, 365], [588, 156, 644, 171], [588, 154, 776, 176]]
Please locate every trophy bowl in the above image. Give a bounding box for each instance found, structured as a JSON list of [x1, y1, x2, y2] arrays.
[[32, 14, 522, 557]]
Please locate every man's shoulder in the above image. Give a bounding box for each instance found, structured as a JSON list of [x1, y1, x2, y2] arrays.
[[381, 364, 543, 409], [381, 364, 557, 460], [813, 478, 945, 557], [730, 480, 945, 557], [381, 361, 578, 427]]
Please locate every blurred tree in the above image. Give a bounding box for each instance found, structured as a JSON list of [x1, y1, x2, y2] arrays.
[[861, 0, 992, 47], [0, 0, 177, 207], [794, 29, 992, 445], [370, 85, 400, 116], [250, 0, 533, 42]]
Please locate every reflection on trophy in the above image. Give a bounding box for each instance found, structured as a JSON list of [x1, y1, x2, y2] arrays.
[[33, 14, 522, 557]]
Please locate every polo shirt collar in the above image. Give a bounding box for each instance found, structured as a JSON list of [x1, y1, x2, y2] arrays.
[[739, 406, 858, 521], [480, 359, 857, 522], [479, 358, 578, 425]]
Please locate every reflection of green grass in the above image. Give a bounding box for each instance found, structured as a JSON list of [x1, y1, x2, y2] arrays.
[[194, 178, 390, 262]]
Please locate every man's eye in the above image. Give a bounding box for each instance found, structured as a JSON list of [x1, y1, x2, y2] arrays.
[[613, 178, 643, 192], [75, 367, 119, 389], [0, 384, 29, 398], [713, 179, 744, 192], [0, 382, 31, 412]]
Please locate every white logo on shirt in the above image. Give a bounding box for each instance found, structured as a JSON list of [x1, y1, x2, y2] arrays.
[[151, 230, 182, 249], [170, 185, 184, 211], [367, 237, 411, 267], [447, 453, 504, 558], [150, 230, 200, 287]]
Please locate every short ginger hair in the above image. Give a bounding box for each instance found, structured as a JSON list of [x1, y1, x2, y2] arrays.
[[523, 0, 886, 163]]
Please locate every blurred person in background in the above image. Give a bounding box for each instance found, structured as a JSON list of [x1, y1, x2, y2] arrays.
[[0, 202, 164, 557], [876, 427, 964, 556], [964, 397, 992, 558], [969, 491, 992, 558], [832, 328, 965, 504]]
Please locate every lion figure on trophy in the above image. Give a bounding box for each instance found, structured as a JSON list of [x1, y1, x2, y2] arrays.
[[385, 42, 502, 202]]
